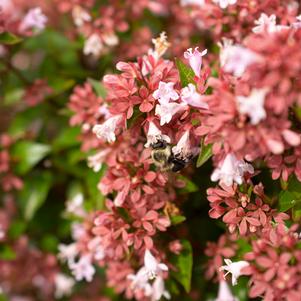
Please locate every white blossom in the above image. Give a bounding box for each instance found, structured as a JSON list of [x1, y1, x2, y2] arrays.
[[58, 243, 78, 264], [84, 34, 103, 57], [180, 0, 205, 7], [181, 83, 209, 109], [54, 273, 75, 299], [213, 0, 237, 9], [88, 237, 105, 261], [92, 115, 122, 143], [155, 102, 186, 126], [220, 259, 249, 286], [144, 250, 168, 280], [87, 149, 110, 172], [72, 5, 91, 27], [69, 255, 95, 282], [219, 41, 261, 77], [144, 121, 171, 148], [211, 154, 254, 186], [215, 280, 238, 301], [237, 88, 268, 125], [148, 32, 170, 60], [153, 81, 179, 104], [151, 276, 171, 301], [65, 193, 86, 217], [252, 13, 289, 34], [19, 7, 47, 33], [71, 222, 86, 241]]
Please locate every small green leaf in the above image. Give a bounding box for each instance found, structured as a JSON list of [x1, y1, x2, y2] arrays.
[[170, 240, 193, 293], [279, 190, 298, 212], [0, 245, 16, 260], [175, 59, 195, 87], [52, 127, 81, 151], [11, 141, 51, 175], [18, 172, 53, 220], [88, 78, 107, 98], [170, 215, 186, 225], [0, 32, 23, 45], [177, 175, 198, 194], [8, 220, 26, 239], [196, 141, 212, 168], [4, 89, 25, 106]]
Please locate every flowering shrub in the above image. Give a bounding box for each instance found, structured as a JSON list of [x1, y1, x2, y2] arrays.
[[1, 0, 301, 300]]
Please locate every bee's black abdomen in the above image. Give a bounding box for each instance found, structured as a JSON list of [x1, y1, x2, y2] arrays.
[[151, 140, 168, 150]]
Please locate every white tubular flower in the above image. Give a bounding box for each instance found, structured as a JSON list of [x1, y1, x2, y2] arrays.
[[215, 280, 238, 301], [88, 237, 105, 261], [211, 154, 254, 186], [153, 81, 179, 104], [58, 243, 78, 265], [72, 5, 91, 27], [69, 255, 95, 282], [144, 250, 168, 280], [84, 34, 103, 57], [219, 42, 261, 77], [54, 273, 75, 299], [155, 102, 186, 126], [180, 0, 205, 7], [92, 114, 122, 143], [151, 276, 171, 301], [149, 32, 170, 60], [220, 259, 249, 286], [172, 130, 196, 160], [237, 88, 268, 125], [144, 121, 171, 148], [213, 0, 237, 9], [181, 83, 209, 109], [87, 149, 110, 172], [65, 193, 86, 218], [19, 7, 47, 33]]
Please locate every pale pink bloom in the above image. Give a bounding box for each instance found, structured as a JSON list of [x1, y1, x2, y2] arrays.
[[58, 243, 79, 264], [252, 13, 277, 33], [92, 115, 123, 143], [84, 34, 103, 57], [292, 15, 301, 29], [127, 268, 152, 294], [103, 33, 119, 47], [144, 121, 171, 148], [180, 0, 205, 7], [184, 47, 207, 77], [72, 5, 91, 27], [71, 222, 86, 240], [155, 102, 186, 126], [236, 89, 268, 125], [180, 84, 209, 109], [215, 280, 238, 301], [65, 193, 86, 218], [266, 139, 284, 154], [0, 225, 5, 240], [220, 44, 260, 77], [87, 149, 110, 172], [54, 273, 75, 298], [212, 0, 237, 9], [151, 276, 171, 301], [69, 255, 95, 282], [88, 237, 105, 261], [220, 259, 249, 286], [19, 7, 47, 33], [144, 250, 168, 279], [153, 81, 179, 104], [211, 154, 254, 186], [172, 130, 198, 160], [0, 0, 12, 12], [282, 129, 301, 147]]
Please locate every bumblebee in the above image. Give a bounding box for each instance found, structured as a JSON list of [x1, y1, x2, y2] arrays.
[[150, 140, 192, 172]]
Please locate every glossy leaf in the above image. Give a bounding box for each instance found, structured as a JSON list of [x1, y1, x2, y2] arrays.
[[196, 141, 212, 168], [175, 59, 195, 87]]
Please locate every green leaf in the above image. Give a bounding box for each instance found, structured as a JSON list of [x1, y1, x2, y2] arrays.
[[175, 59, 195, 87], [170, 215, 186, 225], [88, 78, 107, 98], [279, 190, 297, 212], [8, 220, 26, 239], [170, 240, 193, 293], [52, 127, 81, 151], [196, 141, 212, 168], [18, 172, 53, 220], [177, 175, 198, 194], [0, 245, 16, 260], [0, 32, 22, 45], [11, 141, 51, 175], [4, 89, 25, 106]]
